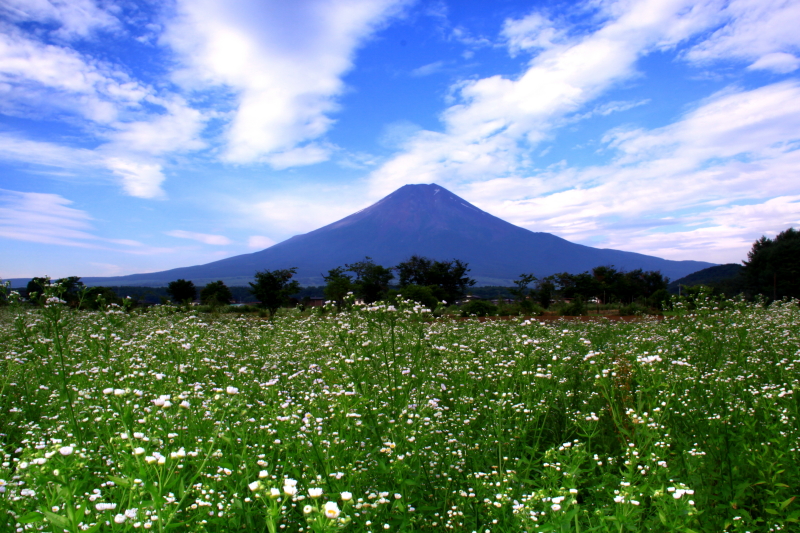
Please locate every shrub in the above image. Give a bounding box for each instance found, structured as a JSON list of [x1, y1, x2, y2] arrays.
[[559, 296, 587, 316], [460, 300, 498, 317]]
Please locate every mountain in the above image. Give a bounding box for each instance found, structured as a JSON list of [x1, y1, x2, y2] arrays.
[[668, 263, 744, 294], [10, 184, 715, 287]]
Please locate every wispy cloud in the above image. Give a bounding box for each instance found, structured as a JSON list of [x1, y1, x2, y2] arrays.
[[165, 230, 233, 246], [163, 0, 412, 166], [685, 0, 800, 73], [369, 0, 722, 196], [464, 81, 800, 263]]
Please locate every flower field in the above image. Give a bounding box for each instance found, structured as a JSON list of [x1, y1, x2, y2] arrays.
[[0, 296, 798, 532]]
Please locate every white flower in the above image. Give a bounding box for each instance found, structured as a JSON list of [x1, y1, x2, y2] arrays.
[[114, 514, 126, 524], [59, 446, 73, 456], [114, 389, 126, 396], [248, 481, 262, 492], [258, 470, 269, 479], [133, 432, 144, 439], [133, 447, 145, 456], [270, 487, 281, 499], [551, 503, 562, 511], [226, 386, 239, 395], [283, 484, 298, 497], [309, 488, 323, 498], [323, 501, 340, 519], [303, 505, 313, 515], [179, 400, 190, 409], [96, 503, 117, 511], [340, 491, 352, 501], [103, 388, 114, 395]]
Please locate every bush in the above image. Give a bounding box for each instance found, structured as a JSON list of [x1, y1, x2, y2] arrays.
[[460, 300, 498, 317], [393, 284, 439, 311], [619, 302, 649, 316], [559, 296, 587, 316]]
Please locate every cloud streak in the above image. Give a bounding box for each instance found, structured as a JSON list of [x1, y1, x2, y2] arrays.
[[164, 0, 411, 166]]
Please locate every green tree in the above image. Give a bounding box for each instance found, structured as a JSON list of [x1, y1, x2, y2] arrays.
[[249, 268, 300, 319], [166, 279, 197, 304], [395, 255, 475, 304], [535, 276, 556, 309], [346, 257, 394, 304], [397, 284, 439, 310], [742, 227, 800, 300], [200, 280, 233, 306], [509, 273, 537, 302], [323, 267, 353, 311]]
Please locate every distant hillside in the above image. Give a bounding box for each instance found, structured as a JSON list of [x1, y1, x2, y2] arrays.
[[8, 184, 715, 288], [668, 264, 743, 294]]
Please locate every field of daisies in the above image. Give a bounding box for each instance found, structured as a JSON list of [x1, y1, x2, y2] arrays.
[[0, 294, 798, 533]]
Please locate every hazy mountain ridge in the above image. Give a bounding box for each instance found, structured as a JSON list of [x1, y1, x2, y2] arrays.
[[7, 184, 715, 287]]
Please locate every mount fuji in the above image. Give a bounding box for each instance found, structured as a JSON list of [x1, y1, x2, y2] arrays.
[[65, 184, 714, 287]]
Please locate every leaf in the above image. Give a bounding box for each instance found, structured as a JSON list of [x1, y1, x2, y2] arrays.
[[42, 511, 71, 531], [781, 496, 796, 510], [17, 512, 44, 524], [108, 475, 131, 487], [765, 508, 779, 515]]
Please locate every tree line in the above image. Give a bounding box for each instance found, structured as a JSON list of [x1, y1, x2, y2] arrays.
[[6, 227, 796, 313]]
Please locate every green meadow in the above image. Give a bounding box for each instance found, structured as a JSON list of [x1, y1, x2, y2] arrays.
[[0, 293, 797, 532]]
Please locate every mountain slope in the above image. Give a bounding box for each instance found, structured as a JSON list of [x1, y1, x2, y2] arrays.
[[45, 184, 715, 287]]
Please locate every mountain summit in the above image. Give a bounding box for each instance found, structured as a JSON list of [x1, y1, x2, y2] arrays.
[[77, 183, 713, 287]]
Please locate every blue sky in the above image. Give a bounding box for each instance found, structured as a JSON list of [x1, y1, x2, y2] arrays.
[[1, 0, 800, 280]]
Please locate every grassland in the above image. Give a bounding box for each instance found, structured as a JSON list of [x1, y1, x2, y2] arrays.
[[0, 293, 797, 532]]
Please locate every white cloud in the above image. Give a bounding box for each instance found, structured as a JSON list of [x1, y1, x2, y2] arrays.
[[165, 230, 233, 245], [0, 26, 147, 123], [0, 22, 207, 198], [461, 82, 800, 263], [501, 11, 566, 55], [369, 0, 722, 197], [686, 0, 800, 73], [747, 52, 800, 74], [0, 0, 119, 40], [0, 188, 97, 247], [105, 158, 166, 199], [410, 60, 446, 77], [163, 0, 410, 165], [248, 235, 276, 249]]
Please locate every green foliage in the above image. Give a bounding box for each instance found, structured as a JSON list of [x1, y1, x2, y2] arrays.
[[323, 267, 354, 311], [552, 266, 669, 306], [459, 299, 498, 317], [395, 254, 476, 304], [345, 257, 394, 304], [509, 273, 537, 302], [743, 227, 800, 300], [1, 297, 798, 533], [618, 301, 649, 316], [166, 278, 197, 304], [395, 284, 439, 310], [536, 276, 556, 309], [249, 268, 301, 319], [559, 295, 587, 316], [200, 280, 234, 306]]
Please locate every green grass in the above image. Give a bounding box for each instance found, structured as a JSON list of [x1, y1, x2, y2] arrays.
[[0, 293, 798, 532]]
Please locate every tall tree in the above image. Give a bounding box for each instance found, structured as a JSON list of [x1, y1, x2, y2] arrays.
[[200, 280, 233, 306], [323, 267, 353, 311], [509, 273, 538, 302], [249, 268, 300, 319], [166, 279, 197, 304], [395, 255, 475, 303], [346, 257, 394, 304], [742, 228, 800, 300]]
